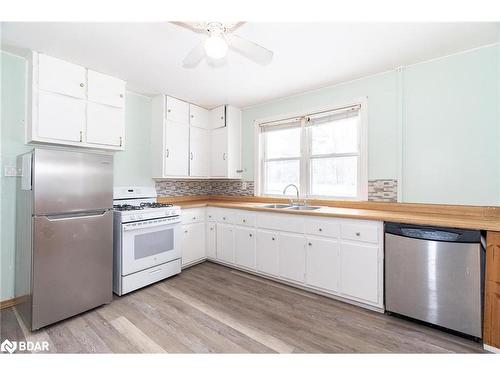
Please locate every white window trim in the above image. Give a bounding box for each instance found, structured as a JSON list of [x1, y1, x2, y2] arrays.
[[254, 97, 368, 201]]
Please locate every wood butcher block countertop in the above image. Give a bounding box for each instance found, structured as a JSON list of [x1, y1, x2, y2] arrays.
[[158, 195, 500, 231]]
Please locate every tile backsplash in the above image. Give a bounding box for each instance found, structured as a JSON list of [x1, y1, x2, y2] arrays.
[[368, 179, 398, 202], [155, 180, 255, 197], [156, 179, 397, 202]]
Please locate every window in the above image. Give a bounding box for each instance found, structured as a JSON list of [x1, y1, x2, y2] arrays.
[[258, 103, 367, 200]]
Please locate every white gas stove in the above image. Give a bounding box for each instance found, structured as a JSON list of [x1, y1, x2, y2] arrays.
[[112, 186, 182, 296]]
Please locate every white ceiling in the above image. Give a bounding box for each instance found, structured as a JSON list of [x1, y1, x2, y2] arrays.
[[2, 22, 499, 108]]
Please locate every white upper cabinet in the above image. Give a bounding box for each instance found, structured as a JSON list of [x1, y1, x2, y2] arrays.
[[210, 105, 226, 129], [87, 70, 125, 108], [189, 126, 210, 177], [37, 91, 86, 143], [151, 95, 242, 179], [165, 120, 190, 176], [166, 96, 189, 124], [189, 104, 210, 129], [28, 51, 126, 150], [86, 102, 124, 147], [38, 53, 86, 99]]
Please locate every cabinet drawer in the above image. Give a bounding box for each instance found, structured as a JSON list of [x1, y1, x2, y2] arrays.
[[235, 211, 256, 227], [206, 208, 217, 222], [214, 209, 235, 224], [256, 213, 305, 233], [181, 208, 205, 224], [306, 219, 340, 238], [342, 223, 379, 244]]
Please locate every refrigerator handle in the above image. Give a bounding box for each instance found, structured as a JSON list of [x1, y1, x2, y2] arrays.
[[44, 210, 110, 221]]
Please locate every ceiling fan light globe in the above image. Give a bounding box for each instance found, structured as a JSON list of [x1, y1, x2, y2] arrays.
[[204, 35, 228, 60]]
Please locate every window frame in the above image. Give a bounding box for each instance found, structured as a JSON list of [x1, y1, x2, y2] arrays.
[[254, 98, 368, 201]]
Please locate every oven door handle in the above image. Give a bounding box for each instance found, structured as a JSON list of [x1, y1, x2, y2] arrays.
[[122, 221, 180, 231]]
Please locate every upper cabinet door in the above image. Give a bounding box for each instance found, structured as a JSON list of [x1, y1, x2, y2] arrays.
[[86, 102, 124, 148], [210, 126, 228, 177], [37, 91, 86, 143], [210, 105, 226, 129], [189, 126, 210, 177], [87, 70, 125, 108], [166, 96, 189, 124], [164, 120, 189, 176], [189, 104, 210, 129], [38, 53, 86, 99]]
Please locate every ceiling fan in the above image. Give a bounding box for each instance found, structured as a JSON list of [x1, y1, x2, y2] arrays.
[[172, 22, 274, 68]]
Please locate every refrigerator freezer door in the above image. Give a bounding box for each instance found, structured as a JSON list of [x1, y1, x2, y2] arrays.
[[33, 149, 113, 215], [32, 211, 113, 330]]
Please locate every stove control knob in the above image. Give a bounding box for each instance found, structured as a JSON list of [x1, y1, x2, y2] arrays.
[[130, 215, 136, 221]]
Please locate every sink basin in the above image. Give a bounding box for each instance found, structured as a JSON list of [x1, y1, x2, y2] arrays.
[[262, 203, 292, 209], [261, 203, 321, 211], [286, 206, 321, 211]]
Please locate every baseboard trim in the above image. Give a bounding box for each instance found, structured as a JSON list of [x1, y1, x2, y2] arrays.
[[0, 296, 21, 310], [484, 344, 500, 353]]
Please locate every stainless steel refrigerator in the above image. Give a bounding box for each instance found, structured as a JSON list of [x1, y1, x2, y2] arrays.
[[15, 148, 114, 330]]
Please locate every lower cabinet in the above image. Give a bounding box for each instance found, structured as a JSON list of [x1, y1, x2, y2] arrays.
[[216, 223, 235, 263], [182, 222, 206, 266], [206, 222, 217, 259], [279, 233, 306, 283], [256, 230, 279, 276], [306, 237, 340, 293], [234, 227, 256, 269], [340, 241, 379, 303]]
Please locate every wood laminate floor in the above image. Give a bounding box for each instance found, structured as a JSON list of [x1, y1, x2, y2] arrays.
[[0, 262, 485, 353]]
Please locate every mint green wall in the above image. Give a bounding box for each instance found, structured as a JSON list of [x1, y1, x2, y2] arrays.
[[1, 52, 30, 301], [114, 93, 154, 187], [0, 51, 153, 300], [242, 71, 399, 181], [242, 44, 500, 206], [402, 45, 500, 205]]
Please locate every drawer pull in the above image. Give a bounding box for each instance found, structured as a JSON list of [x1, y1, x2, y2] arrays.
[[318, 228, 323, 232], [222, 217, 226, 220], [308, 242, 312, 246], [271, 237, 275, 241], [192, 216, 196, 220], [80, 83, 85, 87], [355, 232, 361, 236], [184, 230, 188, 233], [249, 233, 253, 237]]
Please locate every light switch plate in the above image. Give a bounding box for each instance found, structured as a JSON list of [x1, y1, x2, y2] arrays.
[[4, 166, 20, 177]]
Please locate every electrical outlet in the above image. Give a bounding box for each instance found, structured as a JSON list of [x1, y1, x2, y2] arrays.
[[4, 166, 20, 177]]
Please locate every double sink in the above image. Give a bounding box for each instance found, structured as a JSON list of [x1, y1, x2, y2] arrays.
[[260, 203, 321, 211]]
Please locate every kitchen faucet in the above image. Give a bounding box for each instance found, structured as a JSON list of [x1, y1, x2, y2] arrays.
[[283, 184, 301, 206]]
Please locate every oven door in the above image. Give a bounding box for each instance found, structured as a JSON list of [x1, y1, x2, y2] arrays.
[[121, 221, 181, 276]]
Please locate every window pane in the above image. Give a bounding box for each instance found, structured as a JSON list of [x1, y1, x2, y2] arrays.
[[311, 116, 358, 155], [310, 156, 357, 197], [265, 127, 301, 159], [263, 160, 300, 195]]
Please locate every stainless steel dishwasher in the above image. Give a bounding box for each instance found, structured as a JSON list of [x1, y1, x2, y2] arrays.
[[385, 222, 485, 339]]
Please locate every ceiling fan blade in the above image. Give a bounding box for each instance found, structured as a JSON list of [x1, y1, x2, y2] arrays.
[[171, 21, 208, 34], [183, 41, 206, 68], [225, 22, 246, 33], [227, 34, 273, 65]]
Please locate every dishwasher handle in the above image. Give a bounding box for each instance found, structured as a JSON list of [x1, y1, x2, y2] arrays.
[[385, 222, 481, 243]]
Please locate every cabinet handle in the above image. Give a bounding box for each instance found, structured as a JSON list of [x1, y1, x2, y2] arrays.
[[192, 216, 196, 220], [308, 242, 312, 246], [166, 149, 169, 158], [318, 228, 323, 232], [355, 232, 361, 236], [190, 152, 193, 160], [223, 153, 226, 160], [243, 219, 246, 223], [80, 83, 85, 87], [191, 114, 194, 118], [119, 94, 123, 98], [167, 109, 171, 113], [210, 227, 214, 231], [79, 131, 83, 142], [119, 136, 122, 147], [184, 230, 188, 233], [272, 237, 275, 241], [249, 233, 253, 237], [220, 116, 224, 120], [222, 217, 226, 220]]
